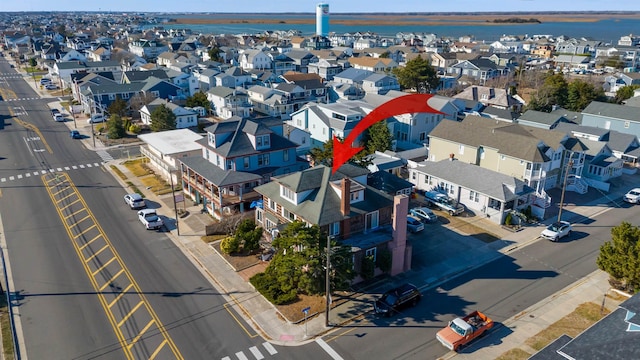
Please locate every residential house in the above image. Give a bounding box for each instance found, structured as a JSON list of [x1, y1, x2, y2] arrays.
[[531, 43, 555, 59], [193, 67, 221, 91], [178, 117, 307, 218], [285, 49, 318, 73], [453, 85, 524, 112], [214, 66, 253, 88], [253, 164, 411, 278], [138, 129, 203, 184], [367, 151, 406, 177], [529, 292, 640, 359], [367, 170, 414, 197], [409, 159, 535, 224], [448, 58, 505, 85], [347, 57, 398, 73], [517, 110, 573, 129], [269, 52, 297, 76], [51, 60, 121, 86], [80, 82, 145, 116], [327, 82, 366, 102], [361, 73, 401, 95], [121, 69, 169, 84], [239, 49, 272, 70], [280, 72, 328, 103], [426, 116, 586, 219], [87, 47, 111, 62], [620, 72, 640, 87], [140, 77, 185, 101], [288, 101, 368, 148], [128, 39, 169, 60], [582, 101, 640, 139], [247, 85, 296, 119], [139, 98, 198, 129], [207, 87, 252, 120], [427, 52, 458, 72], [554, 54, 592, 70], [304, 35, 331, 50]]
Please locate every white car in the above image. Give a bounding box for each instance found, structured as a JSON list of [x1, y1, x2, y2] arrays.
[[540, 221, 572, 241], [53, 113, 64, 122], [138, 209, 163, 230], [410, 207, 438, 223], [124, 193, 146, 209], [623, 188, 640, 204], [87, 115, 106, 123]]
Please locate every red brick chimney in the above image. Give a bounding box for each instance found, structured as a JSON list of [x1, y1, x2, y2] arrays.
[[340, 178, 350, 216]]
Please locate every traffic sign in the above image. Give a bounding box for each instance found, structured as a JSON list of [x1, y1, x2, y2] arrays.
[[302, 306, 311, 314]]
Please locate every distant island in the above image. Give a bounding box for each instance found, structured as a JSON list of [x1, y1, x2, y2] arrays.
[[489, 18, 541, 24]]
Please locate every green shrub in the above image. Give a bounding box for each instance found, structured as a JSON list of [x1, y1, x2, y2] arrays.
[[250, 272, 297, 305], [376, 248, 392, 274], [95, 124, 106, 133], [220, 236, 240, 254], [505, 212, 513, 226], [129, 124, 142, 134], [360, 255, 375, 280]]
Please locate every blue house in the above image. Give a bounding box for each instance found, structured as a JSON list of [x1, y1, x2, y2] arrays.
[[582, 101, 640, 139], [178, 117, 308, 218]]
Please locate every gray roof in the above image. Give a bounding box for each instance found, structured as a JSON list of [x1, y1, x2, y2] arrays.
[[201, 118, 296, 158], [551, 295, 640, 359], [413, 159, 533, 202], [254, 165, 391, 226], [88, 82, 145, 95], [367, 171, 413, 194], [582, 101, 640, 122], [518, 110, 565, 127], [179, 156, 262, 186], [430, 116, 560, 162], [334, 68, 374, 83], [207, 86, 246, 98], [553, 123, 640, 154], [124, 69, 169, 82], [549, 106, 583, 124]]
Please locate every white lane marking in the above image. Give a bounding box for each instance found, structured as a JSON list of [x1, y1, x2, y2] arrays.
[[262, 342, 277, 355], [316, 338, 344, 360], [249, 346, 264, 359], [235, 351, 248, 360]]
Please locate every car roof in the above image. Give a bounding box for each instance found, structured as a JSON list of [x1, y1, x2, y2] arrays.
[[127, 193, 143, 200], [139, 208, 156, 214]]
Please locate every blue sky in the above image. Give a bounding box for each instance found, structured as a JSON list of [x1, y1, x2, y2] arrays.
[[2, 0, 639, 12]]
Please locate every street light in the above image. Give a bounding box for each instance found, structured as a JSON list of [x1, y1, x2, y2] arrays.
[[557, 152, 574, 222]]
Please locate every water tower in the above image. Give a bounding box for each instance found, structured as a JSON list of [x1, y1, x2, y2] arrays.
[[316, 3, 329, 36]]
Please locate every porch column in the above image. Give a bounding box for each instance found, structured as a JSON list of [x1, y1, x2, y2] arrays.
[[239, 184, 244, 213]]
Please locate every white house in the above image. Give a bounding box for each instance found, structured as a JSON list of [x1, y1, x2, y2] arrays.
[[138, 128, 203, 183], [206, 87, 252, 120], [239, 49, 272, 70], [139, 98, 199, 129]]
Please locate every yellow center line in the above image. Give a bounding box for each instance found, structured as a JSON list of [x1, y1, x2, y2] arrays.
[[42, 172, 184, 359], [85, 244, 110, 262], [51, 187, 69, 196], [117, 301, 145, 326], [79, 234, 103, 250], [99, 268, 125, 291], [148, 339, 168, 360], [68, 214, 92, 226], [59, 198, 81, 209], [57, 192, 77, 204], [127, 319, 156, 349], [91, 256, 117, 276], [64, 208, 87, 220], [109, 284, 134, 308], [73, 224, 97, 239], [14, 118, 53, 154]]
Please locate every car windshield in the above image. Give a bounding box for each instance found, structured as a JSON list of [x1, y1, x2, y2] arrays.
[[381, 293, 398, 305], [630, 190, 640, 196], [548, 223, 563, 232], [449, 321, 466, 336]]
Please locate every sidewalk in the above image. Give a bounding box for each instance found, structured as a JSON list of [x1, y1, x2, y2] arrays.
[[104, 156, 636, 354]]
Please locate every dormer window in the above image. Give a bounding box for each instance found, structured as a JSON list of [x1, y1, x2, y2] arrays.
[[280, 185, 297, 204], [256, 134, 270, 149], [208, 133, 215, 147]]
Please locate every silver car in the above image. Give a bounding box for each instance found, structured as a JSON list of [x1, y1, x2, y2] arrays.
[[410, 207, 438, 223]]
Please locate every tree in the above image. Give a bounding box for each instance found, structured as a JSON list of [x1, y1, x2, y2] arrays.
[[615, 85, 640, 104], [208, 46, 223, 62], [150, 104, 177, 132], [129, 92, 157, 118], [363, 120, 393, 155], [392, 56, 439, 93], [566, 79, 605, 112], [597, 222, 640, 293], [249, 221, 354, 304], [309, 138, 372, 169], [106, 114, 125, 139], [234, 219, 263, 253], [108, 97, 129, 118], [185, 91, 211, 112], [28, 57, 36, 67], [526, 72, 568, 112]]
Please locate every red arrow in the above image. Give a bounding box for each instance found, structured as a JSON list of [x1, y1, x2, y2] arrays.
[[332, 93, 443, 173]]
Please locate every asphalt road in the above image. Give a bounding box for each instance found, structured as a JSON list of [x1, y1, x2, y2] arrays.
[[0, 59, 304, 360], [323, 198, 635, 359]]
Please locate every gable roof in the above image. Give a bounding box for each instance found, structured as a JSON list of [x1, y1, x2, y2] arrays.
[[583, 101, 640, 122]]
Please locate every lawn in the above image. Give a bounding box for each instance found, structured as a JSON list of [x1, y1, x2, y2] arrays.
[[124, 159, 153, 177], [140, 174, 174, 195]]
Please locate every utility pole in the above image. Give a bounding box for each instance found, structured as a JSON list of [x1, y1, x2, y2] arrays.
[[557, 152, 574, 222], [170, 168, 180, 235], [325, 235, 333, 327]]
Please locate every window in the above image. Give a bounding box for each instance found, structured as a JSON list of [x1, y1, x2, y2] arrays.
[[412, 172, 416, 180], [469, 191, 479, 202], [205, 149, 210, 160], [244, 157, 250, 168], [297, 119, 302, 126], [209, 133, 215, 146], [365, 211, 379, 231], [282, 208, 295, 221], [301, 137, 306, 144], [365, 247, 377, 262], [216, 155, 221, 166], [330, 222, 340, 236], [268, 198, 277, 210], [258, 154, 270, 167], [108, 94, 116, 100], [419, 132, 426, 141], [226, 159, 233, 170], [256, 209, 263, 223], [281, 186, 295, 202], [283, 149, 289, 162], [122, 93, 130, 99]]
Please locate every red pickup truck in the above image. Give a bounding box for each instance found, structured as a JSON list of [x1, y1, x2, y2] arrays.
[[436, 310, 493, 351]]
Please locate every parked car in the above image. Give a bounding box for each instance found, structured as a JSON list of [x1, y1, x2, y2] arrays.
[[69, 130, 81, 139], [407, 215, 425, 233], [87, 115, 106, 123], [410, 207, 438, 223], [540, 221, 572, 241], [50, 108, 60, 115], [374, 283, 421, 317], [138, 209, 163, 230], [623, 188, 640, 204], [124, 193, 146, 209], [44, 83, 59, 90], [39, 78, 51, 85], [53, 113, 64, 122]]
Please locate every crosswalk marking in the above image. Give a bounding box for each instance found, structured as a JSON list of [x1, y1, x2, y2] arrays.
[[235, 352, 248, 360], [0, 162, 107, 183], [316, 338, 344, 360], [249, 346, 264, 360], [262, 342, 277, 355], [97, 150, 114, 162]]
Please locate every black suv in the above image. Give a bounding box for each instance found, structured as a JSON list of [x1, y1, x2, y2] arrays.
[[374, 283, 421, 317]]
